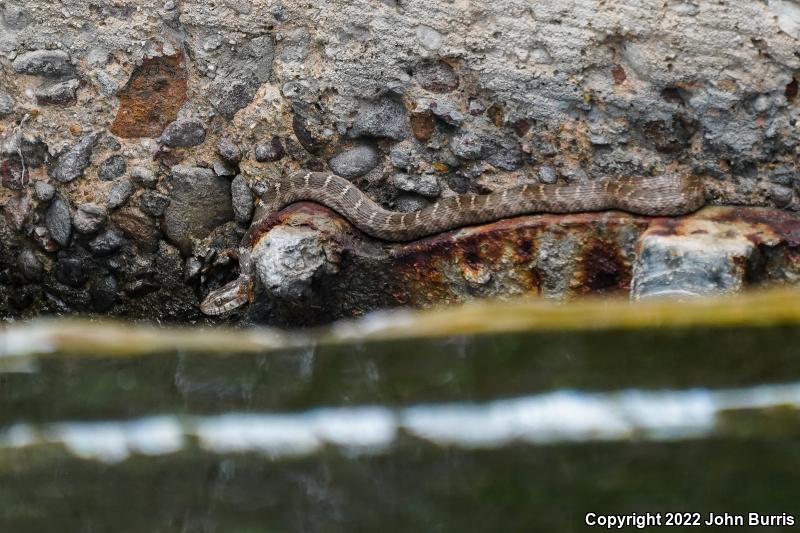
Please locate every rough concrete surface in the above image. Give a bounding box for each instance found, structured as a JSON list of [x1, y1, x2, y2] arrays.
[[0, 0, 799, 323]]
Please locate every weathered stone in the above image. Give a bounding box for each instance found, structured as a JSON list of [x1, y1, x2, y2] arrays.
[[770, 184, 793, 208], [769, 166, 795, 187], [162, 166, 233, 254], [109, 54, 187, 138], [139, 191, 171, 217], [73, 203, 107, 234], [486, 140, 523, 171], [390, 173, 440, 198], [49, 132, 99, 183], [160, 118, 206, 148], [231, 175, 254, 224], [107, 178, 135, 209], [394, 193, 429, 212], [88, 229, 125, 256], [632, 220, 757, 299], [450, 131, 484, 160], [130, 166, 157, 188], [99, 155, 127, 181], [0, 90, 15, 116], [414, 61, 459, 93], [328, 144, 380, 178], [210, 35, 274, 118], [91, 274, 118, 311], [426, 98, 464, 126], [1, 158, 27, 190], [34, 78, 79, 106], [17, 249, 43, 282], [12, 50, 72, 77], [33, 181, 55, 201], [45, 195, 71, 247], [254, 137, 285, 162], [55, 252, 91, 288], [212, 159, 236, 177], [113, 207, 161, 253], [217, 137, 242, 164], [252, 226, 329, 299], [538, 166, 558, 184], [350, 98, 409, 140], [409, 111, 436, 142]]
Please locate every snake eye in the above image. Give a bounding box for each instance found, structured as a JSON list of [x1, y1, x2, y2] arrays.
[[215, 298, 223, 306]]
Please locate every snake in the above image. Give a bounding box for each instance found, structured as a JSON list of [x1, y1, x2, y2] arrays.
[[199, 170, 706, 315]]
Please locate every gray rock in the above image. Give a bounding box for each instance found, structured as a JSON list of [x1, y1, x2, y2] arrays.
[[213, 159, 236, 177], [427, 98, 465, 125], [34, 78, 79, 105], [91, 275, 118, 311], [45, 195, 71, 247], [184, 257, 202, 282], [252, 226, 329, 299], [231, 175, 254, 223], [162, 166, 234, 254], [468, 99, 486, 115], [254, 137, 285, 162], [632, 227, 755, 299], [160, 119, 207, 148], [394, 193, 429, 213], [17, 249, 43, 282], [2, 5, 30, 29], [350, 98, 409, 140], [210, 35, 274, 118], [12, 50, 72, 77], [73, 203, 107, 234], [49, 132, 99, 183], [0, 90, 15, 116], [486, 140, 523, 171], [538, 166, 558, 184], [99, 155, 127, 181], [107, 178, 135, 209], [770, 185, 793, 208], [89, 229, 125, 256], [130, 166, 157, 188], [414, 61, 459, 93], [390, 173, 441, 198], [33, 181, 56, 201], [328, 145, 380, 178], [217, 137, 242, 164], [139, 191, 171, 217], [769, 166, 795, 187], [55, 252, 90, 288], [450, 131, 484, 160]]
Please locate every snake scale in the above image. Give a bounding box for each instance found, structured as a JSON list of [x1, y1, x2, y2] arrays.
[[200, 171, 705, 315]]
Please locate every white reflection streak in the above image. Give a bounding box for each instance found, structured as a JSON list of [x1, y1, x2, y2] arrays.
[[1, 382, 800, 463]]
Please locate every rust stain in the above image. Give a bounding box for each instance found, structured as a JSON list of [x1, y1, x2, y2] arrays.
[[410, 111, 435, 141], [109, 53, 187, 138], [577, 239, 630, 294]]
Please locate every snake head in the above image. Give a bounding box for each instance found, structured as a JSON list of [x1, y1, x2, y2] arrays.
[[200, 278, 249, 316]]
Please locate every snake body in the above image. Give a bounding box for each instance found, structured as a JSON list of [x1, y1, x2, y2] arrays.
[[200, 171, 705, 315]]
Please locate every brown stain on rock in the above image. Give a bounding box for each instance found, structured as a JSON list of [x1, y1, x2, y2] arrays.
[[109, 54, 187, 138]]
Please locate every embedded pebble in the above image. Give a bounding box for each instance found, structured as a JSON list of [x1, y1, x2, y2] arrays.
[[45, 195, 72, 247], [416, 25, 442, 51], [217, 137, 242, 164], [91, 275, 118, 311], [1, 158, 27, 190], [486, 140, 523, 171], [770, 184, 793, 208], [34, 78, 79, 105], [49, 132, 99, 183], [538, 166, 558, 184], [231, 174, 254, 223], [427, 98, 464, 125], [34, 181, 56, 201], [89, 229, 125, 256], [394, 193, 429, 213], [350, 98, 409, 140], [0, 90, 15, 116], [414, 61, 459, 93], [769, 166, 794, 187], [73, 203, 107, 234], [389, 141, 421, 170], [12, 50, 73, 76], [213, 159, 236, 177], [130, 166, 157, 188], [99, 155, 127, 181], [450, 131, 484, 160], [17, 249, 43, 282], [55, 252, 90, 288], [254, 137, 285, 162], [139, 191, 171, 217], [328, 144, 380, 178], [390, 173, 440, 198], [107, 178, 135, 209], [160, 119, 207, 148]]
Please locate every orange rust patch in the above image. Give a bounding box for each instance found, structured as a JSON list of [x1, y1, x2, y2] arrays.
[[110, 54, 187, 138], [410, 111, 435, 141], [611, 64, 627, 84], [577, 239, 630, 294]]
